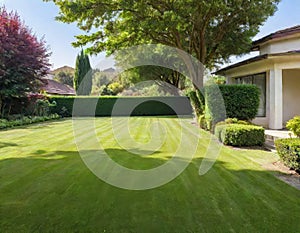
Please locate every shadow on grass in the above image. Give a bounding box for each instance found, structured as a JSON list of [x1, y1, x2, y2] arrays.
[[0, 142, 18, 149]]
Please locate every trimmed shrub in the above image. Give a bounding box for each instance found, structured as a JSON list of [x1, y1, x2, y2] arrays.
[[275, 138, 300, 172], [214, 119, 253, 142], [219, 85, 260, 120], [205, 84, 226, 127], [286, 116, 300, 138], [49, 96, 193, 117], [215, 124, 265, 147], [214, 124, 227, 142], [215, 118, 252, 127], [205, 84, 260, 126]]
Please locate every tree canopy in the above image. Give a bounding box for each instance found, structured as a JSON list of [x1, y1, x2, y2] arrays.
[[47, 0, 280, 68], [0, 7, 50, 116], [53, 71, 74, 87]]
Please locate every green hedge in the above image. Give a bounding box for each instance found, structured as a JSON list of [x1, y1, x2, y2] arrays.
[[205, 84, 226, 126], [215, 124, 265, 147], [219, 85, 260, 120], [49, 96, 193, 117], [204, 84, 260, 127], [0, 114, 60, 130], [275, 138, 300, 172]]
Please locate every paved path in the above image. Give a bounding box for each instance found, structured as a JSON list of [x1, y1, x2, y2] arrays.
[[265, 129, 295, 139]]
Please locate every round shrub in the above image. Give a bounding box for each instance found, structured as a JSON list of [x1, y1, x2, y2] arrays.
[[275, 138, 300, 172], [286, 116, 300, 138], [215, 124, 265, 147]]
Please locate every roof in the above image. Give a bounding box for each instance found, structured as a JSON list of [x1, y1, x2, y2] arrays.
[[41, 79, 76, 96], [216, 51, 300, 75], [252, 25, 300, 50]]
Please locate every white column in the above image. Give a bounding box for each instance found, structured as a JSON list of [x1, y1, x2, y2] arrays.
[[269, 68, 283, 129]]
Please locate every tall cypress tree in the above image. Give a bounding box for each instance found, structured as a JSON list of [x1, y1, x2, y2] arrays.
[[83, 52, 92, 95], [74, 50, 92, 95]]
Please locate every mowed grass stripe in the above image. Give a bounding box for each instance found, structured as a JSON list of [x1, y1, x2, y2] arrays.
[[0, 117, 299, 232]]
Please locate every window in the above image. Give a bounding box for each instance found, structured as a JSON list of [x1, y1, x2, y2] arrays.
[[235, 73, 266, 117]]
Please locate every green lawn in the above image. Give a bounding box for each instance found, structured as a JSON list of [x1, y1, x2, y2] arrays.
[[0, 117, 299, 232]]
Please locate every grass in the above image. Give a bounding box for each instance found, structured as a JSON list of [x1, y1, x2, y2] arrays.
[[0, 117, 299, 232]]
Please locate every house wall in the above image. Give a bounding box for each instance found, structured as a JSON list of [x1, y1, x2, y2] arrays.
[[282, 69, 300, 124], [260, 36, 300, 55]]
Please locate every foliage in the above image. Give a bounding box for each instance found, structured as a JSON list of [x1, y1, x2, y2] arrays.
[[198, 114, 208, 130], [115, 46, 187, 90], [286, 116, 300, 138], [187, 91, 204, 117], [214, 124, 227, 142], [204, 84, 225, 129], [91, 70, 113, 95], [101, 82, 124, 96], [0, 7, 50, 117], [214, 118, 253, 141], [205, 84, 260, 127], [210, 75, 227, 85], [118, 81, 180, 97], [54, 71, 74, 87], [74, 50, 92, 95], [275, 138, 300, 172], [25, 93, 57, 116], [216, 118, 252, 126], [47, 0, 280, 85], [215, 124, 265, 147], [220, 85, 260, 120], [0, 114, 60, 130], [49, 96, 193, 117]]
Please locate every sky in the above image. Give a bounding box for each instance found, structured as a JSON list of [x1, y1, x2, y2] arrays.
[[1, 0, 300, 70]]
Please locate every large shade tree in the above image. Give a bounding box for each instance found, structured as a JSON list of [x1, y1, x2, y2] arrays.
[[0, 7, 50, 116], [46, 0, 280, 88]]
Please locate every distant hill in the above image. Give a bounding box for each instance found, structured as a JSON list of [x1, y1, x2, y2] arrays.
[[51, 66, 75, 76], [102, 67, 116, 73]]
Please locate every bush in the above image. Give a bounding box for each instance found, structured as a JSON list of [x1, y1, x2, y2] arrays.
[[215, 118, 252, 127], [214, 118, 253, 142], [49, 96, 193, 117], [286, 116, 300, 138], [198, 114, 208, 130], [275, 138, 300, 172], [187, 91, 203, 117], [215, 124, 265, 147], [214, 124, 227, 142], [219, 85, 260, 120], [205, 84, 226, 127], [205, 85, 260, 126], [0, 114, 60, 130]]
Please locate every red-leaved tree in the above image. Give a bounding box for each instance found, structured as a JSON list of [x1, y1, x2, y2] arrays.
[[0, 7, 51, 116]]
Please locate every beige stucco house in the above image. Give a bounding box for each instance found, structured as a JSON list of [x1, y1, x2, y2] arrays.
[[216, 25, 300, 129]]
